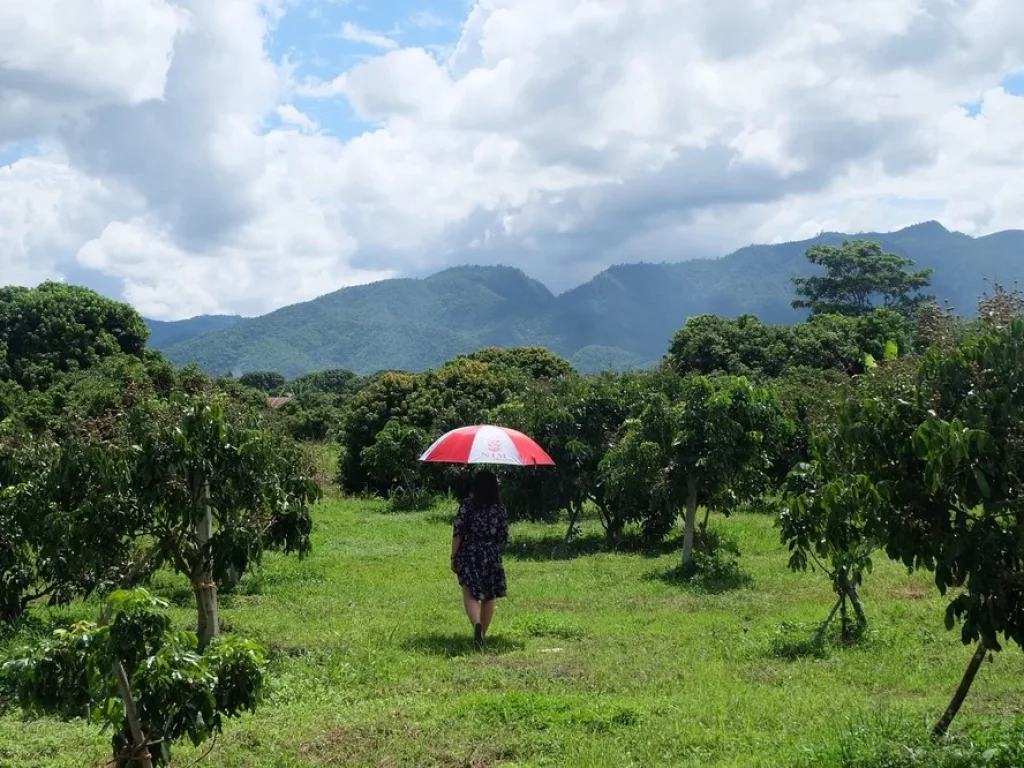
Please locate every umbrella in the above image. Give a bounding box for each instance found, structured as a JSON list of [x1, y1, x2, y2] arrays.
[[419, 425, 555, 467]]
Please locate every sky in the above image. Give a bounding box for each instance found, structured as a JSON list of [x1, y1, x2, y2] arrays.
[[2, 0, 1024, 320]]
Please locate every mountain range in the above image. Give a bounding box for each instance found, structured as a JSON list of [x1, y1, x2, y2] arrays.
[[147, 221, 1024, 377]]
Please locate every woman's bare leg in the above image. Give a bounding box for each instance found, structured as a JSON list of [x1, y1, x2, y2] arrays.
[[461, 586, 482, 625], [481, 600, 496, 635]]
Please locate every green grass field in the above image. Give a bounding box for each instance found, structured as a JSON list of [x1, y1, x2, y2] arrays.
[[2, 498, 1023, 767]]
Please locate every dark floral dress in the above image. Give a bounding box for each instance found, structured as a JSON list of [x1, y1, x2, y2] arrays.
[[453, 498, 509, 601]]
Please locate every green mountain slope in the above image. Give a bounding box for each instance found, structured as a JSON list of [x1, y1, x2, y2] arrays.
[[161, 266, 564, 377], [155, 222, 1024, 376], [146, 314, 243, 349]]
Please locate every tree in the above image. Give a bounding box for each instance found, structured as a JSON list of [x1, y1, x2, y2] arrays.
[[360, 420, 429, 499], [0, 589, 265, 767], [456, 347, 576, 381], [783, 320, 1024, 735], [792, 240, 933, 317], [668, 314, 791, 379], [668, 310, 909, 381], [132, 392, 320, 649], [0, 283, 149, 391], [338, 372, 429, 494], [601, 376, 786, 566], [289, 368, 364, 397], [238, 370, 286, 394], [273, 392, 345, 441], [0, 424, 142, 622]]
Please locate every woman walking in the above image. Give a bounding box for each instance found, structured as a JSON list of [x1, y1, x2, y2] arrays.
[[450, 470, 509, 649]]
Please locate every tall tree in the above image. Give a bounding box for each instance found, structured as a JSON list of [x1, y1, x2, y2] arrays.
[[0, 283, 150, 390], [791, 240, 933, 317], [132, 392, 320, 649]]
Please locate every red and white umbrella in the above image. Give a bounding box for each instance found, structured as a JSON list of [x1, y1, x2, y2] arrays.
[[419, 425, 555, 467]]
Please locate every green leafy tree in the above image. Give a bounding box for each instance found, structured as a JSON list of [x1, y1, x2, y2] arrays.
[[601, 376, 786, 566], [289, 368, 364, 397], [782, 320, 1024, 735], [668, 314, 791, 379], [457, 346, 576, 381], [791, 240, 933, 317], [669, 310, 909, 380], [338, 372, 429, 494], [490, 373, 641, 536], [132, 392, 321, 649], [360, 420, 429, 501], [273, 391, 345, 441], [0, 589, 265, 767], [0, 425, 142, 622], [238, 370, 286, 394], [0, 282, 149, 390], [416, 359, 520, 435]]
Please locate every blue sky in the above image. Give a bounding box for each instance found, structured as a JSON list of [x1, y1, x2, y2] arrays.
[[267, 0, 468, 139], [962, 72, 1024, 116]]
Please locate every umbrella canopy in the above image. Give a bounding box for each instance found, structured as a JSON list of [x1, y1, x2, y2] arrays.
[[419, 425, 555, 467]]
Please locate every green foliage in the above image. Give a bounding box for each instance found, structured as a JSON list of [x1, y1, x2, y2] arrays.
[[360, 420, 429, 498], [0, 283, 150, 391], [288, 368, 364, 397], [0, 425, 142, 622], [780, 319, 1024, 730], [488, 373, 639, 525], [668, 314, 792, 378], [792, 240, 933, 317], [338, 372, 427, 494], [600, 375, 787, 559], [337, 356, 553, 497], [134, 391, 322, 597], [456, 346, 576, 381], [669, 309, 910, 379], [238, 370, 286, 394], [0, 589, 265, 767], [272, 392, 345, 442]]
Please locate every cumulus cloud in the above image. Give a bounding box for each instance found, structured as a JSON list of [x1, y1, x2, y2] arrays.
[[1, 0, 1024, 319]]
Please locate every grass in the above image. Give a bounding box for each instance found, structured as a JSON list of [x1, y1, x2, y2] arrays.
[[2, 499, 1023, 767]]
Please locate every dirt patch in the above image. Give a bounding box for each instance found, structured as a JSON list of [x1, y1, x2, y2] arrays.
[[299, 726, 515, 767], [299, 723, 420, 766], [894, 586, 929, 600]]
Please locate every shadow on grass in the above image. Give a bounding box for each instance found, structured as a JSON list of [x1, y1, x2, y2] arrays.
[[505, 531, 681, 562], [645, 558, 753, 595], [402, 633, 526, 657]]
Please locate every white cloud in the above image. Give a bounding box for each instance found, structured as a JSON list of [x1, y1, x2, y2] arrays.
[[337, 21, 398, 50], [276, 104, 318, 133], [2, 0, 1024, 319], [0, 0, 189, 144]]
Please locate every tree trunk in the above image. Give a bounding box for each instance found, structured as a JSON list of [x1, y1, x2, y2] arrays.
[[681, 476, 699, 570], [564, 504, 581, 545], [814, 596, 844, 647], [837, 570, 867, 637], [112, 660, 153, 768], [932, 641, 987, 738], [193, 477, 219, 651]]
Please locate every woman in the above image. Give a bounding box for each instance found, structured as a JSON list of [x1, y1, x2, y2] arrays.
[[450, 470, 509, 649]]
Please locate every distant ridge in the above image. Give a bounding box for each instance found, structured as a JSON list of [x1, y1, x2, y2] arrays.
[[148, 222, 1024, 376]]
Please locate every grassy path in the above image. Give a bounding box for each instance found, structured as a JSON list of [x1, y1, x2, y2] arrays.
[[2, 499, 1022, 767]]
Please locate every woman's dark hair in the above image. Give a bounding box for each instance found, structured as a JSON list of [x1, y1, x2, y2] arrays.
[[471, 469, 500, 507]]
